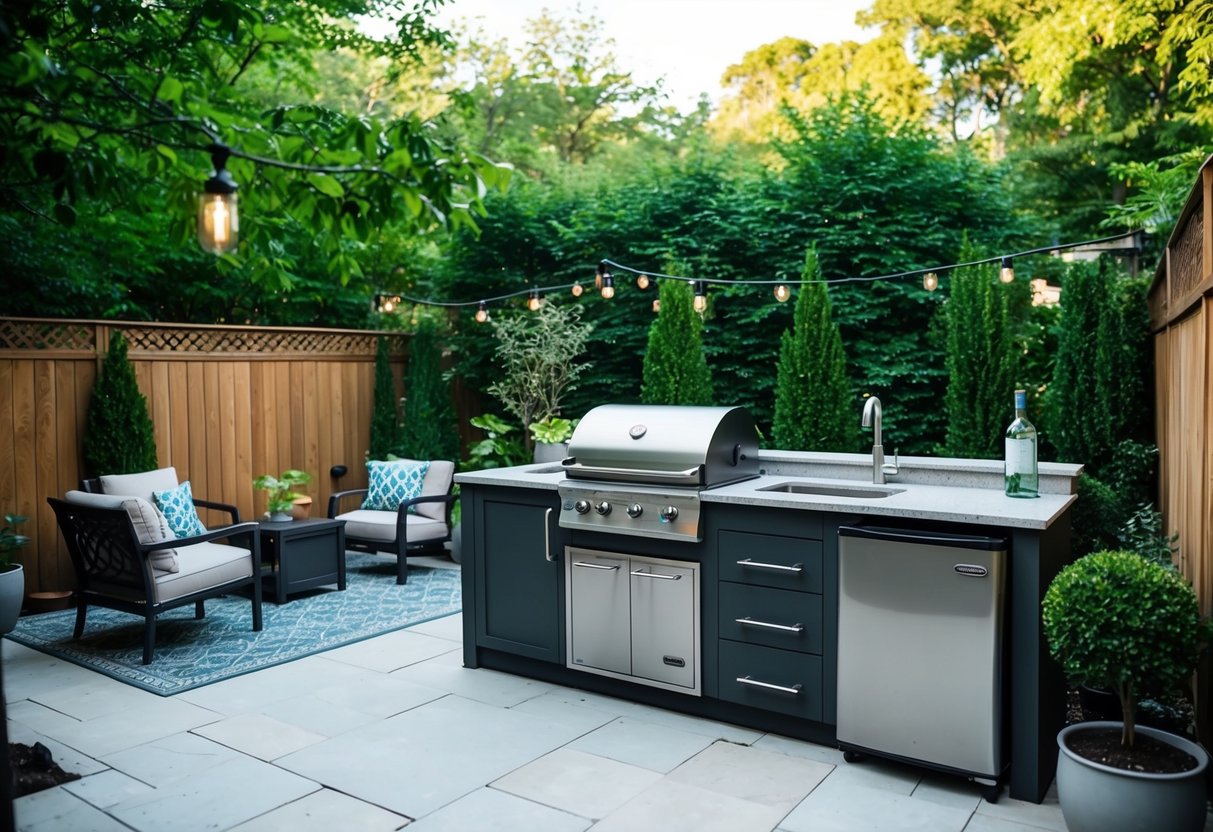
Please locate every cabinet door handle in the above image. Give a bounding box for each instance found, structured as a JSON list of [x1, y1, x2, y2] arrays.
[[736, 558, 802, 573], [573, 561, 620, 570], [736, 676, 802, 695], [544, 507, 555, 562], [630, 570, 682, 580], [735, 617, 803, 633]]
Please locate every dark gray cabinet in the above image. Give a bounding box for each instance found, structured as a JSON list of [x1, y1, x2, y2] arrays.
[[464, 486, 566, 665]]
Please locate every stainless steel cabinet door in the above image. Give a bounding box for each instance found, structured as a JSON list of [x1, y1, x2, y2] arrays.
[[567, 553, 631, 675], [630, 560, 697, 689]]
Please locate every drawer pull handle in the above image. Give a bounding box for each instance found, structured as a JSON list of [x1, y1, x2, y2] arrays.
[[735, 617, 803, 633], [736, 676, 802, 695], [736, 558, 803, 573], [573, 561, 620, 571], [631, 570, 681, 580]]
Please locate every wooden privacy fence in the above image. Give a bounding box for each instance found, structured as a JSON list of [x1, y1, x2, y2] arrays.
[[0, 318, 416, 595], [1148, 153, 1213, 745]]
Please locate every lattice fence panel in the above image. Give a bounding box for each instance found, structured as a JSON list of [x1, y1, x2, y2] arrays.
[[121, 326, 405, 358], [1170, 209, 1205, 302], [0, 319, 94, 354]]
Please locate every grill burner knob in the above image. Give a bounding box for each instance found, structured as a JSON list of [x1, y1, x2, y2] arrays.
[[595, 501, 612, 516], [626, 503, 643, 518], [574, 500, 591, 515], [660, 505, 679, 522]]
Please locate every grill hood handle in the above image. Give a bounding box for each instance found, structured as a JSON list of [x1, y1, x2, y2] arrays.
[[560, 458, 705, 487]]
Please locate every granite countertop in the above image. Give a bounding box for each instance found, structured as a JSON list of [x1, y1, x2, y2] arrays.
[[456, 458, 1076, 531]]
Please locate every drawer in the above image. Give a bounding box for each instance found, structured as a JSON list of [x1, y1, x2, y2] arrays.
[[718, 581, 822, 654], [718, 531, 823, 592], [718, 640, 822, 721]]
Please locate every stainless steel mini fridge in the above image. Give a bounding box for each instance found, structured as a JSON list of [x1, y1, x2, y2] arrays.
[[836, 524, 1006, 796]]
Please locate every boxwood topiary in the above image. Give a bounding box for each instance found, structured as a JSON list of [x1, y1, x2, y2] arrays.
[[1042, 550, 1208, 748]]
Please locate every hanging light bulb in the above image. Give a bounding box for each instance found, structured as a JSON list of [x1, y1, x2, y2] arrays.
[[474, 301, 489, 323], [922, 272, 939, 292], [999, 257, 1015, 283], [571, 281, 583, 297], [600, 273, 615, 299], [652, 299, 661, 313], [381, 296, 396, 313], [527, 289, 542, 311], [693, 280, 707, 313], [636, 274, 650, 290], [197, 143, 239, 254], [774, 284, 791, 303], [595, 261, 606, 291]]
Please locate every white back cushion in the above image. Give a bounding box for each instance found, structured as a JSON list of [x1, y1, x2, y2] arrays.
[[100, 466, 179, 503], [418, 459, 455, 521], [64, 490, 179, 573]]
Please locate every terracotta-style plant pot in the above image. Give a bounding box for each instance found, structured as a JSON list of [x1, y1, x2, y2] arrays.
[[291, 496, 313, 520], [24, 590, 73, 615]]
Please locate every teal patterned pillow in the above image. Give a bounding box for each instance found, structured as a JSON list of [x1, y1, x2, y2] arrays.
[[152, 480, 207, 538], [362, 460, 430, 511]]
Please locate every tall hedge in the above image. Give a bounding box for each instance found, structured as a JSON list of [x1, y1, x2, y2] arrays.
[[83, 332, 159, 476], [641, 278, 713, 406], [400, 318, 459, 461], [772, 249, 854, 450], [942, 247, 1017, 459], [368, 336, 400, 460]]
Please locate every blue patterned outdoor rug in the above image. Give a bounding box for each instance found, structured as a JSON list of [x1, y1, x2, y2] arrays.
[[5, 554, 462, 695]]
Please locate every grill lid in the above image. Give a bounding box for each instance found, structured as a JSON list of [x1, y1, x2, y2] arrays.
[[562, 404, 759, 488]]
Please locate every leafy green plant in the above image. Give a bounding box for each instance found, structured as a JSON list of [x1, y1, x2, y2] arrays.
[[253, 469, 313, 515], [1043, 550, 1210, 748], [83, 333, 159, 477], [530, 416, 577, 445], [0, 514, 29, 570], [464, 414, 527, 471], [1117, 503, 1179, 570], [772, 248, 853, 451]]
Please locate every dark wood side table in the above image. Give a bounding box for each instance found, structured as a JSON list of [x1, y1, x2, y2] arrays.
[[258, 517, 346, 604]]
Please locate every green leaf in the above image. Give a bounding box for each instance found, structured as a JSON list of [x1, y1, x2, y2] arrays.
[[306, 173, 344, 199], [156, 76, 184, 103], [258, 24, 292, 44]]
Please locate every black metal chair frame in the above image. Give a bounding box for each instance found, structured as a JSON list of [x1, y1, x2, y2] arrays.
[[327, 489, 456, 585], [47, 497, 263, 665], [79, 478, 242, 524]]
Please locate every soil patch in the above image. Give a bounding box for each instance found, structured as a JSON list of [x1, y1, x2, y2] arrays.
[[10, 742, 81, 797], [1064, 725, 1199, 775]]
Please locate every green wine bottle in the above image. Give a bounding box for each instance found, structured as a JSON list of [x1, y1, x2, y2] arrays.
[[1004, 389, 1039, 498]]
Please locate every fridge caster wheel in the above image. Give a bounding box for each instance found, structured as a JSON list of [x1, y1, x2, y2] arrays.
[[976, 780, 1000, 804], [842, 750, 864, 764]]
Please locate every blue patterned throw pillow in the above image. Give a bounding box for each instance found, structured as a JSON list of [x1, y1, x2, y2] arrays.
[[362, 460, 430, 511], [152, 480, 207, 538]]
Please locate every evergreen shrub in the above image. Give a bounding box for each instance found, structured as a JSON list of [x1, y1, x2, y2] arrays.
[[83, 333, 159, 476]]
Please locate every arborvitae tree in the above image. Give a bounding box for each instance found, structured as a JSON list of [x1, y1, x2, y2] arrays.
[[1049, 259, 1149, 475], [641, 277, 713, 405], [368, 336, 401, 460], [942, 244, 1017, 459], [400, 317, 459, 461], [772, 248, 854, 450], [83, 332, 159, 476]]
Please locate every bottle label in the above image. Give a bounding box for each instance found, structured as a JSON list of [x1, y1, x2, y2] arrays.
[[1005, 438, 1034, 474]]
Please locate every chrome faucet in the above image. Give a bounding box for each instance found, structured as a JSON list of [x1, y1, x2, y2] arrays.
[[861, 397, 899, 484]]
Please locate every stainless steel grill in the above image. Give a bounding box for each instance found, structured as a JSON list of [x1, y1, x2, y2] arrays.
[[557, 404, 759, 541]]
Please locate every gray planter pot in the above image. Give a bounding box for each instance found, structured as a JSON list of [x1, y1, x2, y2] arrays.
[[532, 442, 568, 464], [449, 523, 462, 564], [1057, 721, 1209, 832], [0, 564, 25, 634]]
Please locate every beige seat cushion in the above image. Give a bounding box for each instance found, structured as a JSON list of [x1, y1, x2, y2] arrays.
[[64, 490, 179, 573], [99, 466, 179, 503], [337, 509, 448, 544], [153, 541, 253, 603]]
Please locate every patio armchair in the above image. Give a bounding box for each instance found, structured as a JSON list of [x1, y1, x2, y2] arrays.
[[48, 492, 263, 664], [327, 459, 456, 585]]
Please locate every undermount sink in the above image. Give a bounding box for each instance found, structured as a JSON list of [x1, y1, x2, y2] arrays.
[[758, 481, 905, 499]]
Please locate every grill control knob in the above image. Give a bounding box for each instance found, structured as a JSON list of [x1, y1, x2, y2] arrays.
[[574, 500, 591, 515], [660, 505, 679, 522], [595, 501, 612, 516], [626, 503, 643, 518]]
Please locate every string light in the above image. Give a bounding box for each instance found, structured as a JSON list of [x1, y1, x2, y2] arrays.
[[774, 284, 791, 303], [595, 261, 607, 291], [652, 299, 661, 313], [373, 293, 402, 313], [923, 272, 939, 292], [636, 274, 651, 289], [999, 257, 1015, 283], [474, 301, 489, 323], [601, 273, 615, 299], [527, 288, 542, 311], [693, 280, 707, 313], [571, 281, 583, 297]]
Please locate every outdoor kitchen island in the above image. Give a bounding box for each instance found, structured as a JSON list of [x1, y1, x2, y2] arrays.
[[457, 450, 1079, 805]]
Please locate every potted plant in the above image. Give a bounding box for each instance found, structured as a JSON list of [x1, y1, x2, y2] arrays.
[[529, 416, 576, 464], [253, 470, 313, 522], [1042, 549, 1212, 832], [0, 513, 30, 634]]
